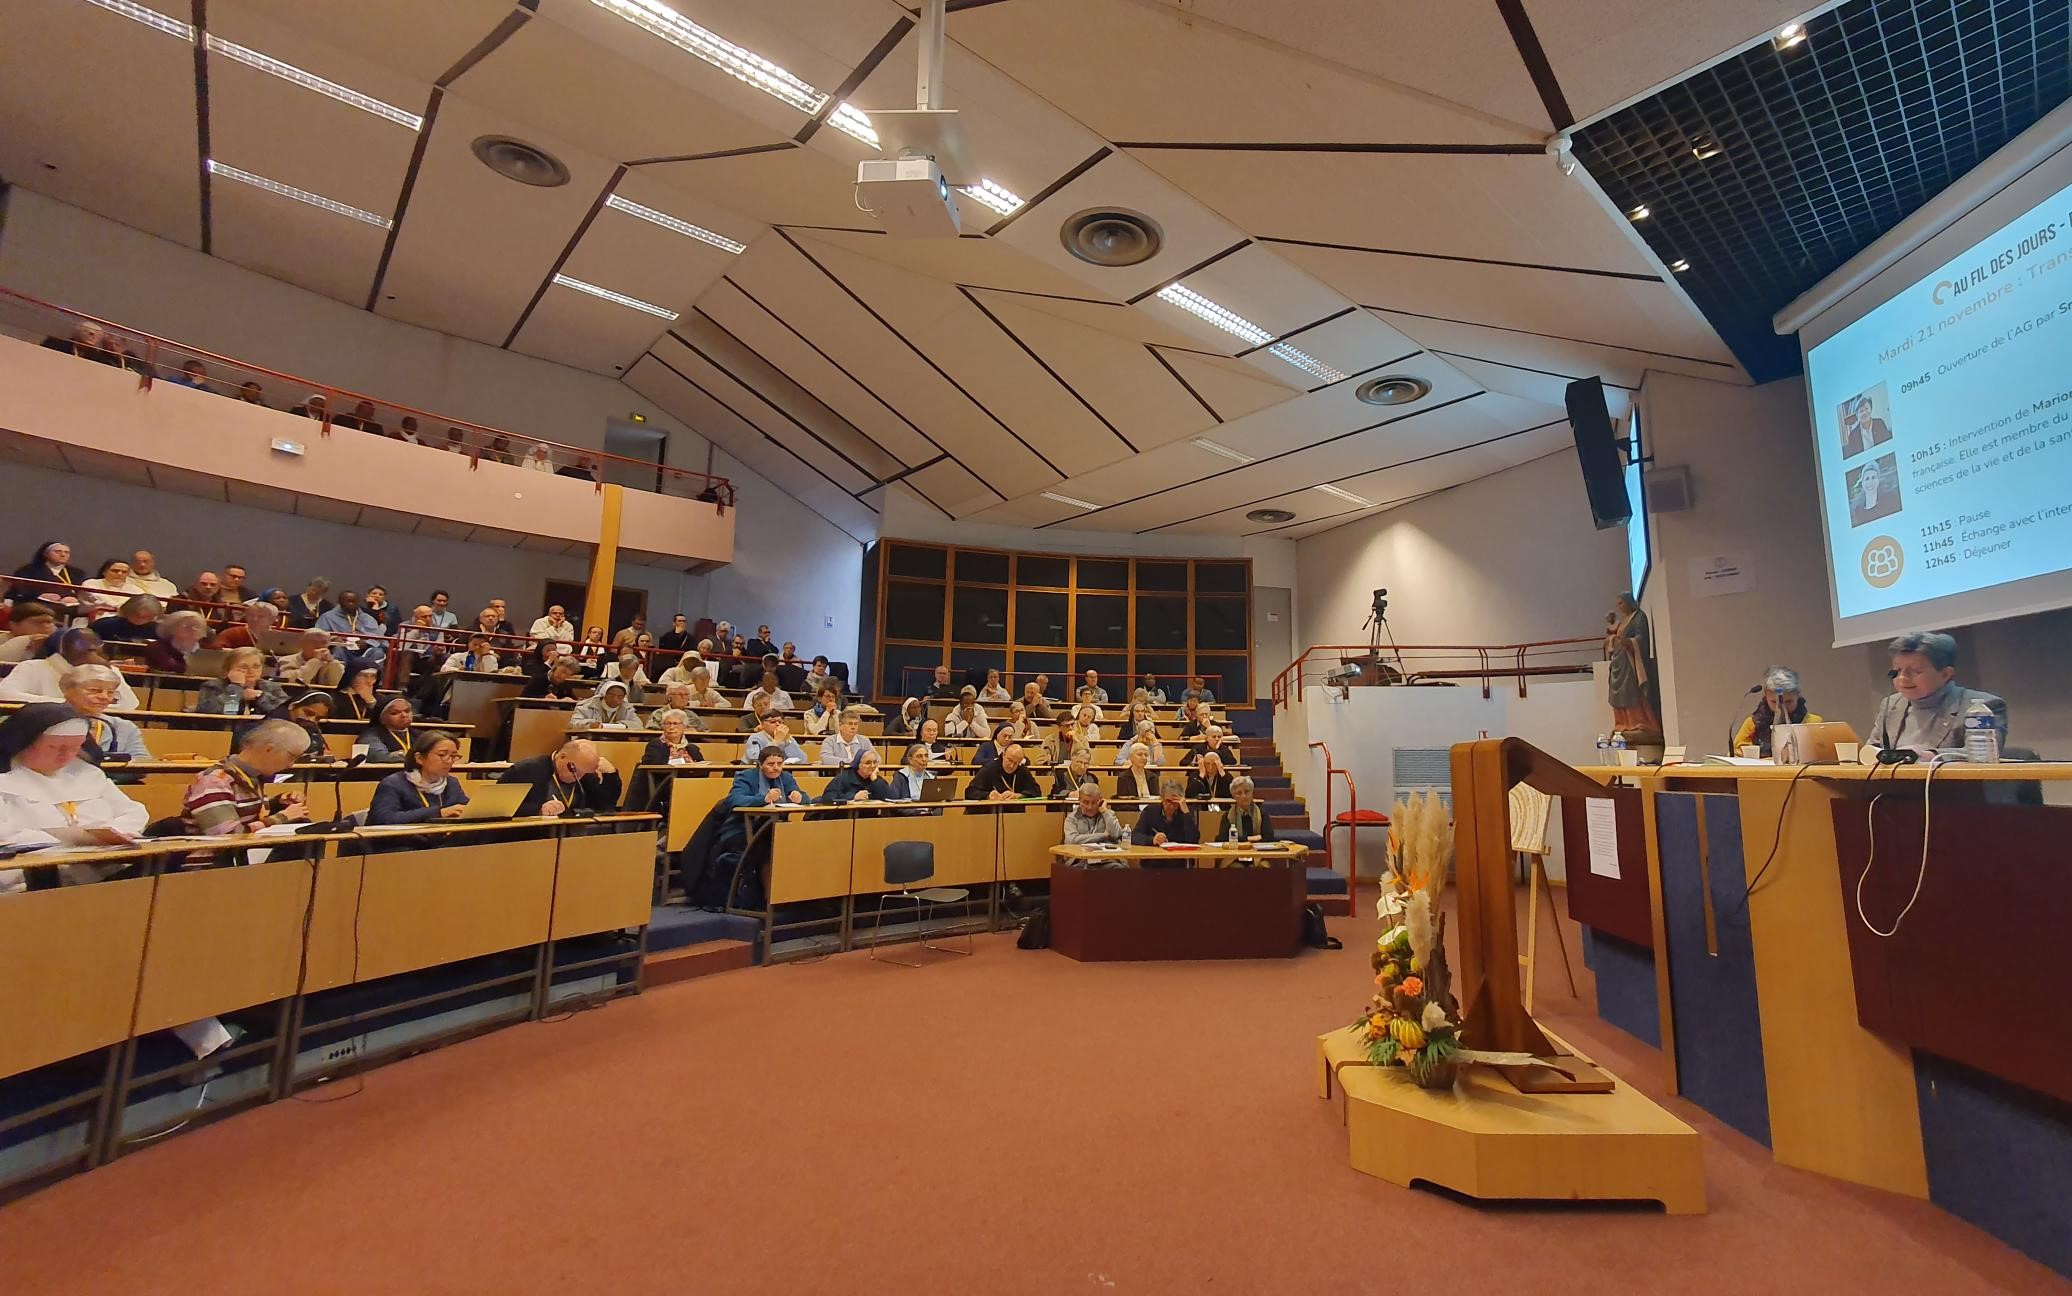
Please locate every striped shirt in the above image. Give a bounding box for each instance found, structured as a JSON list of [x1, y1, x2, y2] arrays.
[[184, 760, 269, 835]]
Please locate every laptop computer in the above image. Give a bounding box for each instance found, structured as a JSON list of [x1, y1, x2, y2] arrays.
[[255, 627, 306, 655], [1772, 721, 1862, 764], [455, 783, 530, 821], [917, 777, 958, 803], [183, 648, 229, 679]]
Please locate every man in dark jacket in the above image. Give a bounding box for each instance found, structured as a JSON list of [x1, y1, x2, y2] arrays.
[[965, 742, 1041, 800], [1131, 778, 1197, 847]]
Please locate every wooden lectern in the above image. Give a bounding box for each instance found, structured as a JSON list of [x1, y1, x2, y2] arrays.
[[1450, 738, 1616, 1093]]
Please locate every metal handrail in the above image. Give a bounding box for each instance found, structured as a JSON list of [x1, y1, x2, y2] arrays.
[[1271, 637, 1601, 706], [1307, 740, 1360, 911], [1, 286, 735, 504]]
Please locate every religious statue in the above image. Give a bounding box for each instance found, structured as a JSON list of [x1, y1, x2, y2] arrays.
[[1603, 591, 1661, 742]]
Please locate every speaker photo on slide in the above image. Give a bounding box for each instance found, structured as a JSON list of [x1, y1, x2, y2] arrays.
[[1847, 453, 1903, 528], [1839, 382, 1894, 460], [1564, 377, 1631, 530]]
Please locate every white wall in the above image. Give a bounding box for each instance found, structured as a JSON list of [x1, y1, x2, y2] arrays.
[[0, 188, 862, 660], [1294, 449, 1624, 653]]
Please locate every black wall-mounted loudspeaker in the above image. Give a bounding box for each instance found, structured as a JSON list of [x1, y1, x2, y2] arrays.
[[1564, 376, 1632, 530]]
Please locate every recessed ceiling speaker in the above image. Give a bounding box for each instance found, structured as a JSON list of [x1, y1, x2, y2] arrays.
[[1355, 375, 1431, 406], [471, 135, 570, 188], [1060, 208, 1164, 267], [1246, 508, 1296, 524]]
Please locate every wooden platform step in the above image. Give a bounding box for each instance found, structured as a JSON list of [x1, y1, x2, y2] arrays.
[[644, 939, 757, 987]]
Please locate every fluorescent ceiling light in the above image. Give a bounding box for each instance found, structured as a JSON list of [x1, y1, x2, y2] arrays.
[[1691, 140, 1722, 160], [1775, 21, 1806, 48], [1668, 257, 1691, 273], [1154, 284, 1272, 346], [1041, 491, 1097, 510], [1628, 204, 1650, 221], [591, 0, 878, 145], [206, 160, 392, 228], [552, 274, 680, 319], [1265, 343, 1345, 383], [957, 178, 1023, 216], [81, 0, 193, 39], [1189, 437, 1254, 464], [1314, 484, 1374, 507], [604, 193, 745, 253], [205, 36, 423, 129]]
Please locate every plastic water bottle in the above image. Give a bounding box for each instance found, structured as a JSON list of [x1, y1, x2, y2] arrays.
[[1610, 733, 1627, 763], [1963, 700, 2000, 763], [1595, 733, 1610, 762]]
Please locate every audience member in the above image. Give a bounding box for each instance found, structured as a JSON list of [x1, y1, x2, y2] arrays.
[[610, 616, 648, 652], [79, 558, 144, 612], [316, 590, 387, 669], [335, 667, 383, 725], [336, 399, 385, 435], [285, 691, 338, 763], [727, 747, 803, 822], [139, 609, 210, 673], [162, 358, 208, 389], [10, 540, 81, 608], [530, 606, 576, 643], [648, 684, 707, 732], [194, 647, 288, 717], [820, 749, 893, 804], [745, 669, 794, 713], [1074, 703, 1103, 744], [1082, 669, 1109, 704], [0, 705, 149, 893], [928, 664, 959, 699], [0, 602, 60, 663], [287, 578, 333, 628], [440, 634, 501, 675], [361, 585, 402, 634], [1177, 697, 1206, 737], [0, 629, 140, 709], [1050, 745, 1095, 798], [1223, 778, 1275, 842], [1063, 783, 1125, 845], [1131, 778, 1196, 846], [570, 680, 640, 729], [38, 321, 127, 369], [523, 444, 555, 473], [89, 594, 163, 644], [367, 731, 469, 824], [1189, 724, 1237, 764], [682, 667, 725, 709], [603, 650, 651, 689], [277, 630, 344, 688], [801, 655, 834, 700], [290, 393, 330, 421], [745, 624, 777, 658], [656, 615, 694, 653], [915, 718, 951, 762], [398, 604, 445, 666], [395, 416, 422, 444], [818, 708, 874, 767], [126, 550, 178, 599], [743, 712, 806, 764], [237, 380, 266, 405], [1140, 674, 1167, 705], [773, 645, 806, 693], [556, 455, 599, 482], [1116, 744, 1158, 800], [643, 711, 704, 767], [657, 652, 702, 688], [979, 669, 1012, 704], [1020, 680, 1054, 720], [1182, 675, 1217, 705], [427, 590, 459, 630], [500, 739, 619, 817], [944, 687, 991, 740], [1042, 717, 1082, 766], [571, 625, 609, 674], [523, 658, 582, 700], [62, 664, 151, 763], [966, 742, 1040, 800], [893, 697, 926, 738], [1116, 720, 1164, 767], [182, 718, 311, 835], [801, 684, 843, 737], [1187, 751, 1234, 802], [889, 743, 934, 800], [358, 697, 417, 762], [209, 598, 279, 650]]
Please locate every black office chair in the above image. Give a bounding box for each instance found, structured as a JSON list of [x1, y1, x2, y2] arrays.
[[870, 840, 973, 965]]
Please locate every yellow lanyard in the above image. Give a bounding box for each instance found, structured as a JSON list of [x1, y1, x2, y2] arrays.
[[57, 800, 80, 825]]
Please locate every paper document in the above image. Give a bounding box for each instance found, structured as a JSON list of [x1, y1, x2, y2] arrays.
[[1584, 799, 1621, 880]]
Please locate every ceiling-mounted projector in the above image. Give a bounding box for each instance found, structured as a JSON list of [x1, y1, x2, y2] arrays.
[[856, 156, 961, 238]]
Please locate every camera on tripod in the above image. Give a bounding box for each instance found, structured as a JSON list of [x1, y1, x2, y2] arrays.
[[1370, 587, 1389, 621]]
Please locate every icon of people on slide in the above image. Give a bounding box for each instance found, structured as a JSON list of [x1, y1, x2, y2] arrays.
[[1847, 453, 1902, 527], [1839, 383, 1894, 459]]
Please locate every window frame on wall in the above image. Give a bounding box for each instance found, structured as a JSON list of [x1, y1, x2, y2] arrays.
[[867, 541, 1253, 704]]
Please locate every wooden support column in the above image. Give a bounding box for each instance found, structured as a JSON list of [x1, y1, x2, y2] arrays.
[[585, 484, 622, 635]]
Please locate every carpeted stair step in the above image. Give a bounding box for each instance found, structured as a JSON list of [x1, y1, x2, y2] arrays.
[[1264, 799, 1306, 817], [643, 906, 760, 985]]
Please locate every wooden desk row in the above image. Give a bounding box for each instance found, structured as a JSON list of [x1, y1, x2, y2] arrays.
[[0, 815, 658, 1196], [720, 800, 1299, 959]]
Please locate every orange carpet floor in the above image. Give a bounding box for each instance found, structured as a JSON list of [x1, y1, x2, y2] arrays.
[[3, 906, 2063, 1295]]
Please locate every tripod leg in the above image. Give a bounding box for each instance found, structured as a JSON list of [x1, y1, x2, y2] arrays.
[[1536, 854, 1577, 997]]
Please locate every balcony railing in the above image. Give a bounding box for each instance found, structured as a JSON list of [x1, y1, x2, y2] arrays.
[[0, 286, 734, 506], [1270, 638, 1602, 707]]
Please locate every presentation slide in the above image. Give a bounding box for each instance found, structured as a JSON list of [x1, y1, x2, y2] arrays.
[[1806, 176, 2072, 628]]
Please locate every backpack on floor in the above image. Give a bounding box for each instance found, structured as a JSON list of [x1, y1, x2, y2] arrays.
[[1016, 906, 1051, 949], [1302, 903, 1343, 950]]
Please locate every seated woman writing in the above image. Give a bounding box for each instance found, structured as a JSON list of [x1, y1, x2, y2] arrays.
[[0, 704, 151, 892], [1732, 666, 1822, 757], [821, 749, 896, 804], [367, 731, 470, 824], [359, 696, 418, 762]]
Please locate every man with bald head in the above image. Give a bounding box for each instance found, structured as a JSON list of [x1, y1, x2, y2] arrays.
[[499, 737, 622, 817]]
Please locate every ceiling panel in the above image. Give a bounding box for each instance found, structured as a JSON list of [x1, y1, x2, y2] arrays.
[[210, 179, 389, 308], [1152, 349, 1304, 422], [1365, 306, 1741, 387], [0, 5, 201, 248], [205, 55, 420, 219], [1273, 239, 1740, 367], [1150, 242, 1352, 343], [375, 95, 617, 345], [988, 150, 1253, 304], [653, 325, 902, 485], [1528, 0, 1810, 121], [625, 353, 879, 541], [899, 457, 999, 518], [554, 0, 886, 113], [1003, 294, 1206, 350], [1439, 353, 1634, 421], [982, 297, 1219, 451], [507, 276, 673, 377], [691, 277, 940, 468], [1143, 0, 1553, 133], [1231, 309, 1423, 392], [950, 0, 1540, 146], [1136, 149, 1664, 278], [454, 4, 790, 164], [225, 0, 520, 85], [796, 230, 1112, 300]]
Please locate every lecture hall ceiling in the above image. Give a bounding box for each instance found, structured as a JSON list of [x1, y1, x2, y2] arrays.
[[8, 0, 1968, 542]]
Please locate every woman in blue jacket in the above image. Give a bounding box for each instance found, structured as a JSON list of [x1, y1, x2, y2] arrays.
[[367, 731, 470, 824]]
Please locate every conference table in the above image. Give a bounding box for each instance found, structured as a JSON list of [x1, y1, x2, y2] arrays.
[[1554, 758, 2072, 1277], [0, 813, 659, 1198], [1046, 843, 1311, 961]]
